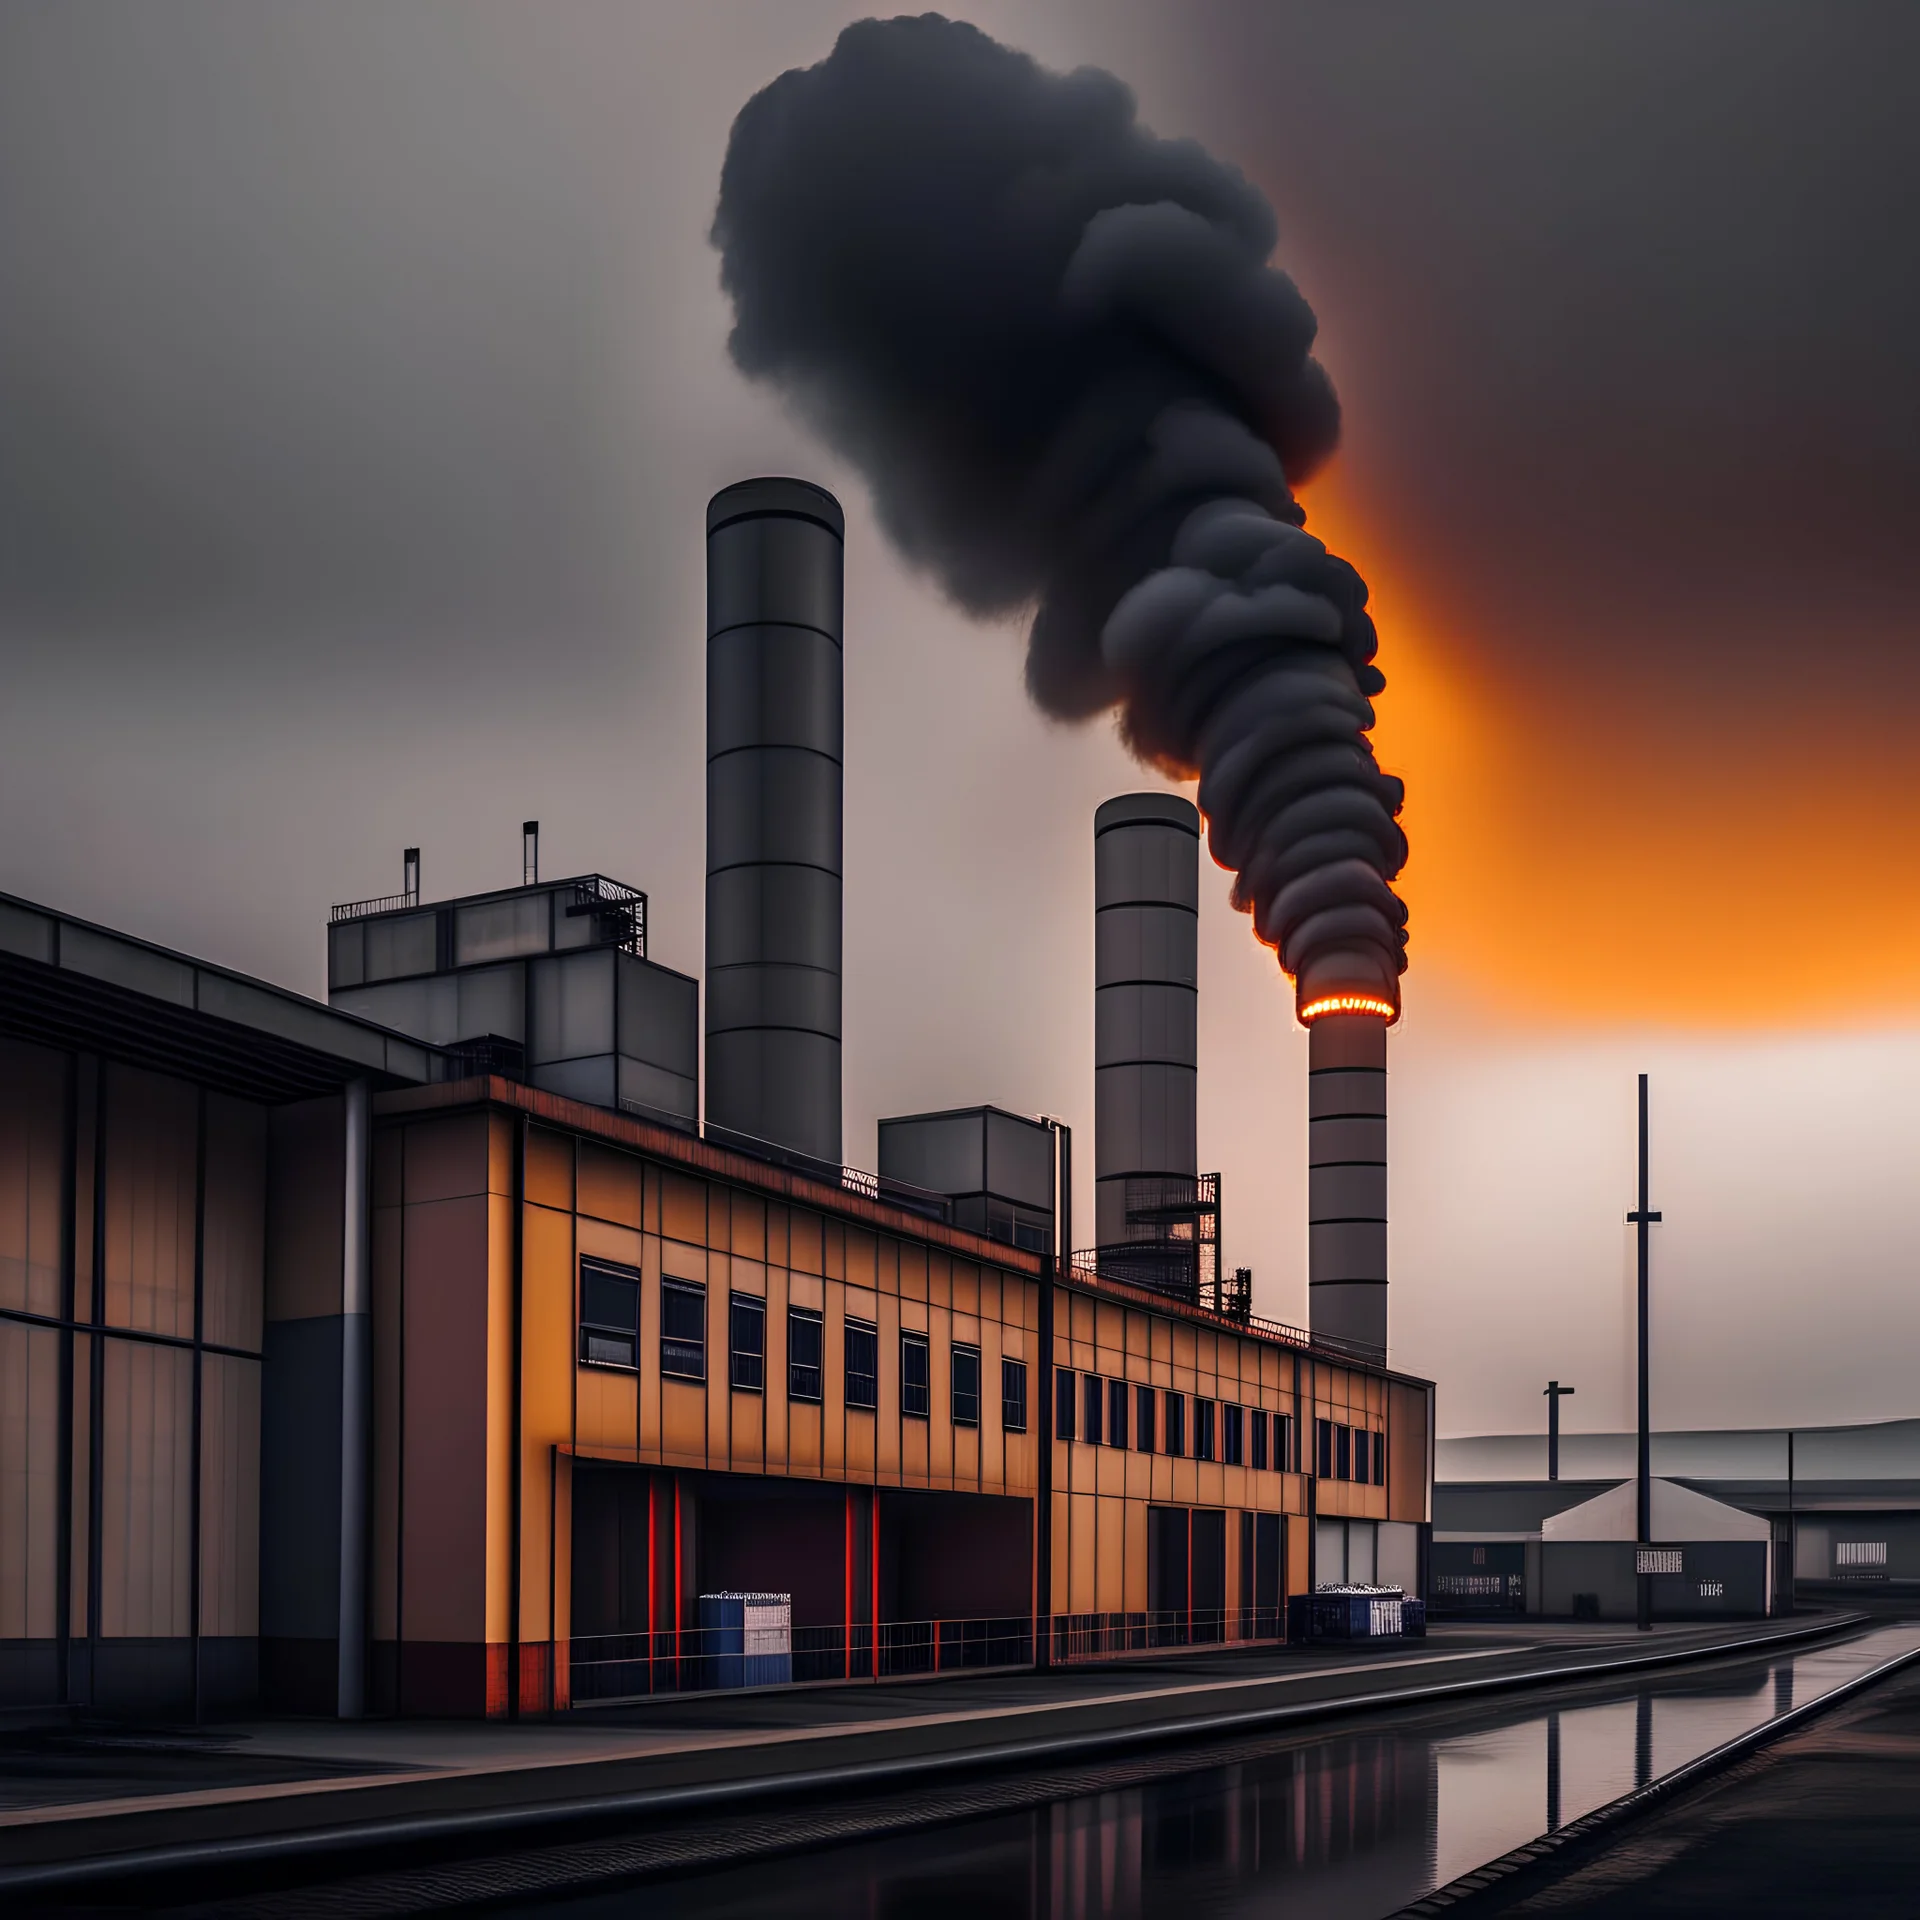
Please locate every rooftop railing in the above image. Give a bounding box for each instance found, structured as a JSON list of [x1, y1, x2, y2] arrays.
[[1066, 1250, 1387, 1367]]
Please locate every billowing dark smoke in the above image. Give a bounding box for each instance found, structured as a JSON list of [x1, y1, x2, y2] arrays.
[[713, 14, 1407, 1012]]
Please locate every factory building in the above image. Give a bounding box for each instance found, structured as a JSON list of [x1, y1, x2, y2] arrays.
[[0, 477, 1433, 1721]]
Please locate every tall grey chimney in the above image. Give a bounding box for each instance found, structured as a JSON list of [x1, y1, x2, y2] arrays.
[[1306, 1010, 1388, 1358], [705, 478, 844, 1166], [1094, 793, 1199, 1250]]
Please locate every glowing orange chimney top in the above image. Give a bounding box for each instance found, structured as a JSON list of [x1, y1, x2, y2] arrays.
[[1298, 992, 1399, 1025]]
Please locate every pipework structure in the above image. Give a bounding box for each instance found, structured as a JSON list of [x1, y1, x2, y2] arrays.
[[704, 478, 845, 1167], [1304, 1004, 1392, 1362]]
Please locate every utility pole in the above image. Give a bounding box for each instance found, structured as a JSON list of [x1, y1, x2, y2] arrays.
[[1626, 1073, 1661, 1632], [1786, 1429, 1795, 1616], [1543, 1381, 1576, 1482]]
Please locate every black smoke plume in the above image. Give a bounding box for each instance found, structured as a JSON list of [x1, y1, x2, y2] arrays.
[[713, 14, 1407, 1011]]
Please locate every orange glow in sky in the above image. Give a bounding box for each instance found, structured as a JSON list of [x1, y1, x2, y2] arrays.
[[1298, 475, 1920, 1030]]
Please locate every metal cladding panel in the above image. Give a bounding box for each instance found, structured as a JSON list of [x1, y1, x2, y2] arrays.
[[985, 1110, 1055, 1211], [705, 1029, 841, 1165], [1094, 821, 1201, 911], [1309, 1279, 1387, 1356], [708, 626, 843, 755], [531, 1054, 619, 1109], [614, 953, 700, 1079], [1094, 794, 1199, 1211], [704, 960, 841, 1038], [362, 912, 436, 983], [705, 867, 841, 972], [1309, 1065, 1387, 1119], [617, 1055, 697, 1129], [329, 976, 458, 1046], [1310, 1163, 1388, 1220], [706, 479, 844, 1163], [455, 963, 525, 1044], [529, 948, 616, 1064], [1094, 1064, 1198, 1174], [1095, 981, 1197, 1066], [878, 1112, 985, 1196], [706, 522, 844, 639], [1309, 1219, 1388, 1278], [1094, 905, 1197, 990], [1312, 1115, 1387, 1163], [706, 747, 843, 871]]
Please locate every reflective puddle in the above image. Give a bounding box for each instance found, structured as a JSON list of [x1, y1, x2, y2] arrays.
[[509, 1626, 1920, 1918]]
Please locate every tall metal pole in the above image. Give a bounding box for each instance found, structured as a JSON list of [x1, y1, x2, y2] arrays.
[[1786, 1429, 1795, 1616], [1626, 1073, 1661, 1632], [1544, 1381, 1575, 1482]]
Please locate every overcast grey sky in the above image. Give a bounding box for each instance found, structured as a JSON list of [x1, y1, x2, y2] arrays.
[[4, 3, 1916, 1436]]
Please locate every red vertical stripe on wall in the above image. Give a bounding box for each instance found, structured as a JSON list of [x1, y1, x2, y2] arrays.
[[646, 1477, 657, 1693], [871, 1495, 881, 1679]]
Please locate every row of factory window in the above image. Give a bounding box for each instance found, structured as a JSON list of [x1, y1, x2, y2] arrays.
[[1054, 1367, 1385, 1484], [578, 1258, 1029, 1432]]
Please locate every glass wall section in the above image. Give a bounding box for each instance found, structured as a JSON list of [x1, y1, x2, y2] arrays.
[[0, 1038, 66, 1318], [99, 1337, 194, 1638], [0, 1318, 62, 1642], [201, 1095, 265, 1354], [198, 1351, 261, 1638], [104, 1064, 197, 1338]]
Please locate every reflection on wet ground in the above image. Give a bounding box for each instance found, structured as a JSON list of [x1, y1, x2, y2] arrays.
[[506, 1626, 1920, 1920], [1488, 1643, 1920, 1918]]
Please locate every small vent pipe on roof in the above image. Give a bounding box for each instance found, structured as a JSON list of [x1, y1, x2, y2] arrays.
[[403, 847, 420, 907], [523, 821, 540, 887]]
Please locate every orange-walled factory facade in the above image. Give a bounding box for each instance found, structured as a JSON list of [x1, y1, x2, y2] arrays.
[[0, 889, 1433, 1722]]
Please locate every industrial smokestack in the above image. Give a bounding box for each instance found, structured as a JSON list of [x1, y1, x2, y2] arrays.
[[712, 16, 1408, 1026], [705, 477, 845, 1166], [1094, 793, 1198, 1250], [1306, 1009, 1388, 1359]]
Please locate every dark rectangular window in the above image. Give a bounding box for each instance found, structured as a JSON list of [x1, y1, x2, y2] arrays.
[[1353, 1429, 1370, 1484], [1135, 1383, 1156, 1454], [1222, 1403, 1243, 1466], [660, 1278, 706, 1380], [788, 1307, 823, 1402], [1056, 1370, 1075, 1441], [1195, 1398, 1216, 1462], [952, 1344, 981, 1426], [1108, 1377, 1129, 1452], [1165, 1390, 1186, 1458], [1373, 1431, 1386, 1486], [1336, 1423, 1352, 1481], [902, 1331, 930, 1418], [1249, 1408, 1268, 1471], [729, 1294, 765, 1392], [1279, 1413, 1296, 1472], [579, 1260, 640, 1371], [845, 1320, 878, 1410], [1083, 1373, 1104, 1446], [1002, 1358, 1028, 1432], [1315, 1416, 1334, 1479]]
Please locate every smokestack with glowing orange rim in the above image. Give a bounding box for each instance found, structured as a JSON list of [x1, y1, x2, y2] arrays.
[[1303, 989, 1394, 1362]]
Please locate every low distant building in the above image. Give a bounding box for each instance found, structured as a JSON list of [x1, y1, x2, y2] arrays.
[[1434, 1421, 1920, 1617]]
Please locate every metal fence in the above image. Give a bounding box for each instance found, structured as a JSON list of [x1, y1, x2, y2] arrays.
[[569, 1614, 1034, 1704], [1047, 1608, 1284, 1662]]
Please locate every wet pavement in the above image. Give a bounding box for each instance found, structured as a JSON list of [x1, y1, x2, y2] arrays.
[[476, 1624, 1920, 1919], [1475, 1636, 1920, 1918]]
